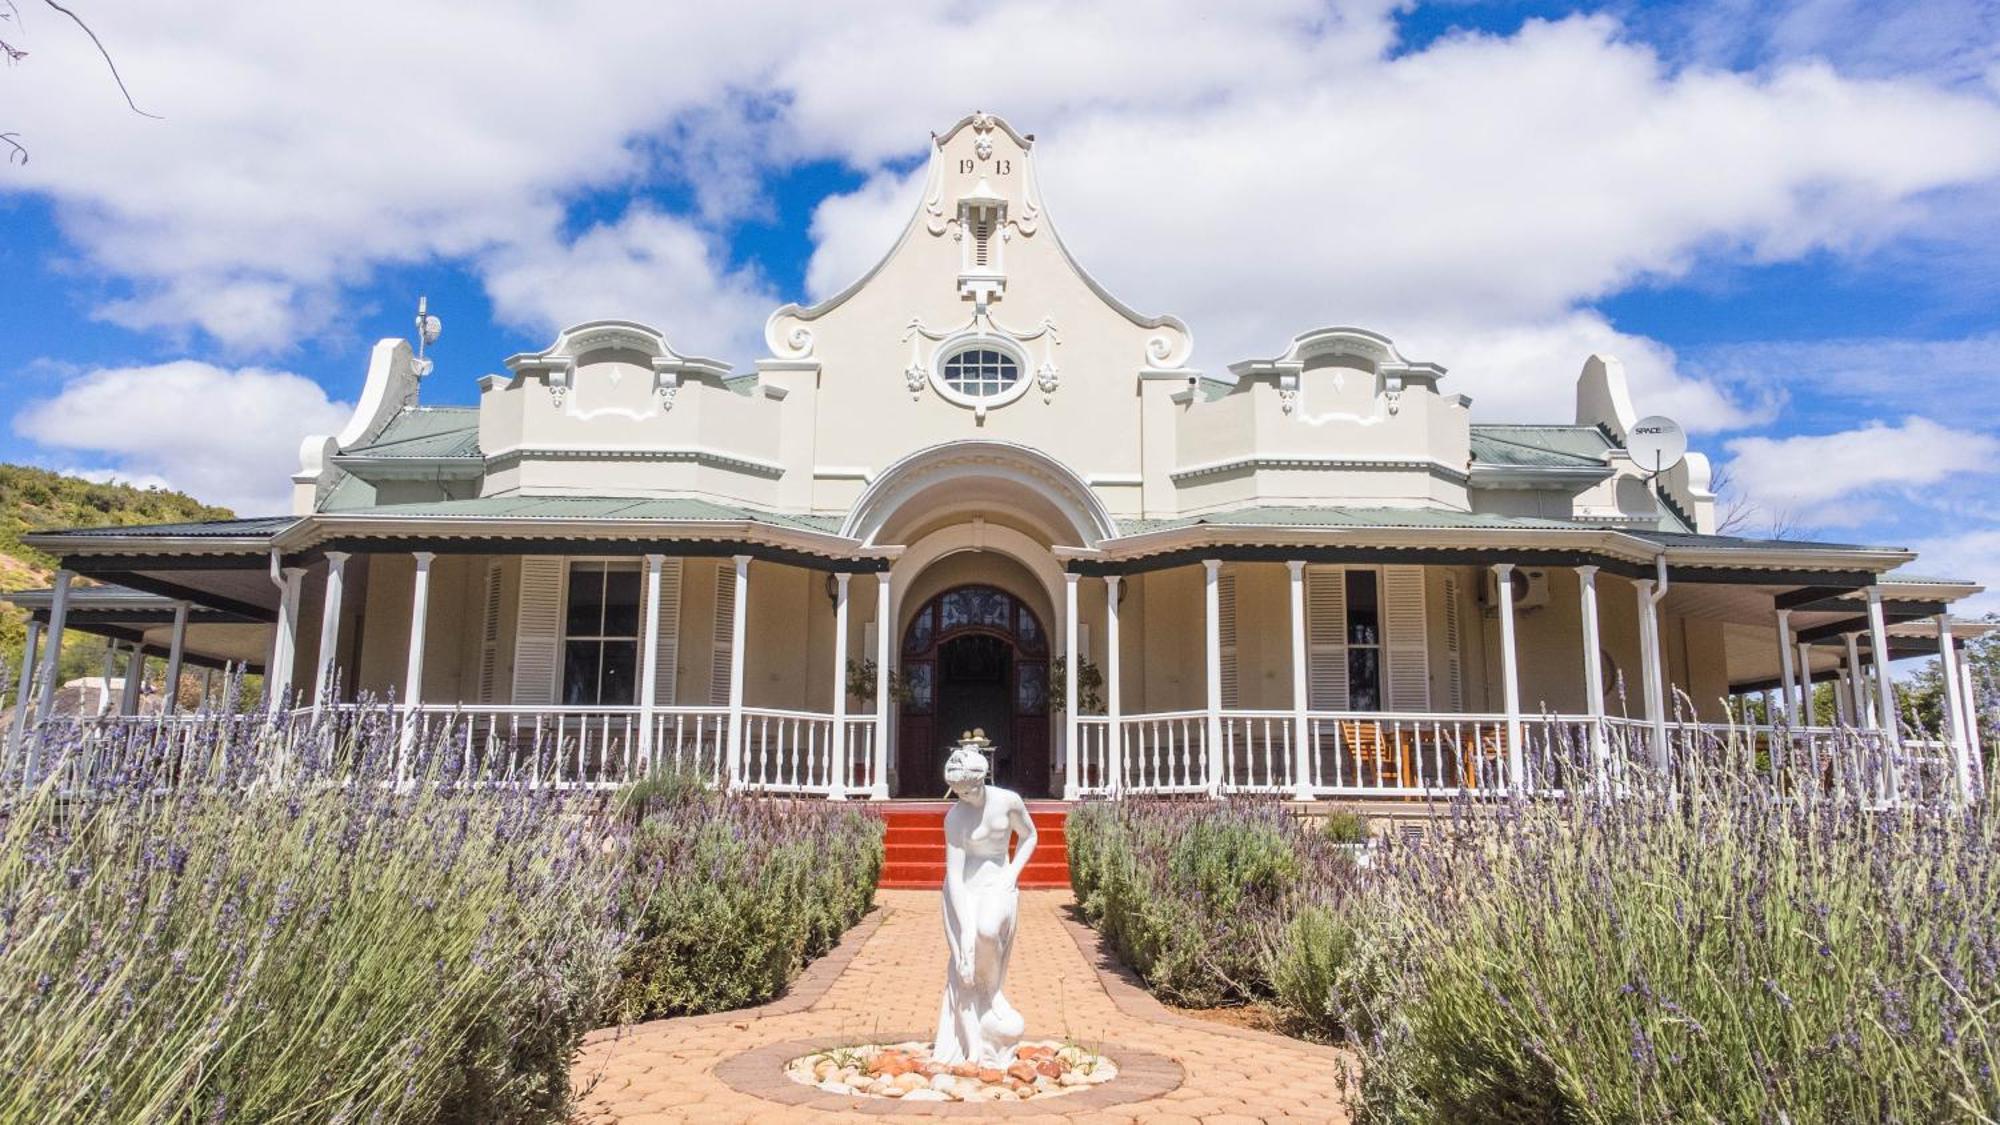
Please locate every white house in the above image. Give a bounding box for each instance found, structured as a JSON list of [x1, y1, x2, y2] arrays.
[[10, 112, 1988, 800]]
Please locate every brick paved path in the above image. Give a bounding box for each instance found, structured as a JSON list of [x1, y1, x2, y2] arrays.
[[572, 890, 1353, 1123]]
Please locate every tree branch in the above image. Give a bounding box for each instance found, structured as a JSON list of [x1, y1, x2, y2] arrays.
[[40, 0, 159, 118]]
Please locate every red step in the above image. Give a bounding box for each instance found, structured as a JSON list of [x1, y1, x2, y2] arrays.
[[874, 802, 1070, 890]]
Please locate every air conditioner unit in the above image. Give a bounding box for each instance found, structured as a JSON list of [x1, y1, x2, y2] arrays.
[[1483, 567, 1552, 614]]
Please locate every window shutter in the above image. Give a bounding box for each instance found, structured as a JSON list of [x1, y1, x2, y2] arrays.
[[1442, 574, 1464, 712], [653, 558, 682, 705], [1383, 565, 1430, 711], [511, 557, 564, 705], [708, 564, 736, 706], [1305, 566, 1349, 711], [477, 561, 503, 703], [1217, 568, 1240, 709]]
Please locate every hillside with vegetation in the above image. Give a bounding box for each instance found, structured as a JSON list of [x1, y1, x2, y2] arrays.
[[0, 465, 234, 686]]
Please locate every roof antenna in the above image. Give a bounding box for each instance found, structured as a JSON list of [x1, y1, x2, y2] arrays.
[[412, 295, 442, 379]]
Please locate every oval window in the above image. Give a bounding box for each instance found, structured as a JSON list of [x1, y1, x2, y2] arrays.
[[940, 346, 1021, 399]]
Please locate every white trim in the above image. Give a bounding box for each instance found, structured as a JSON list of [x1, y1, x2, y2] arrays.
[[842, 439, 1119, 547], [1171, 455, 1471, 484], [484, 445, 785, 479]]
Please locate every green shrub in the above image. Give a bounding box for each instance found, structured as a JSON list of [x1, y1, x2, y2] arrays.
[[610, 795, 881, 1021], [1319, 811, 1372, 844], [1069, 800, 1352, 1007]]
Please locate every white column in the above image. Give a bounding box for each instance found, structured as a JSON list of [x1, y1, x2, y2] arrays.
[[1494, 563, 1524, 788], [1062, 571, 1081, 800], [1774, 609, 1797, 725], [266, 565, 305, 713], [9, 620, 41, 764], [1105, 574, 1125, 796], [1937, 615, 1974, 798], [724, 555, 750, 789], [870, 570, 891, 799], [34, 569, 73, 723], [1958, 658, 1983, 788], [1202, 559, 1224, 796], [1844, 632, 1870, 728], [1832, 656, 1852, 726], [637, 553, 664, 773], [1865, 587, 1901, 799], [830, 571, 850, 800], [313, 552, 349, 706], [1636, 578, 1667, 767], [1797, 642, 1815, 726], [163, 602, 189, 713], [99, 645, 117, 714], [120, 646, 146, 714], [1577, 566, 1607, 772], [402, 553, 434, 709], [1287, 560, 1312, 800]]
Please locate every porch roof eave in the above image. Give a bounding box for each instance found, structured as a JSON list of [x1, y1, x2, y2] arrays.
[[273, 512, 899, 571], [1061, 521, 1918, 583]]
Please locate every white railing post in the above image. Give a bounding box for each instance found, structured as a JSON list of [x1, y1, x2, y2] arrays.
[[725, 555, 751, 790], [1493, 563, 1523, 789], [1063, 571, 1081, 800], [163, 601, 189, 714], [1202, 559, 1224, 796], [1105, 574, 1123, 795], [313, 552, 349, 708], [831, 572, 851, 799], [1286, 560, 1312, 800], [1938, 614, 1974, 799], [870, 570, 892, 799], [637, 553, 664, 775], [1959, 659, 1984, 789], [1577, 565, 1607, 779]]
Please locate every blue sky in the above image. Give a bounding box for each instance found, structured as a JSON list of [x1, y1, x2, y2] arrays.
[[4, 0, 2000, 609]]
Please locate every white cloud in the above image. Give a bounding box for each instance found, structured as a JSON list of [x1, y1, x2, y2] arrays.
[[12, 362, 351, 513], [1906, 528, 2000, 618], [1721, 417, 2000, 522], [480, 207, 776, 360], [6, 0, 2000, 434], [1689, 332, 2000, 421]]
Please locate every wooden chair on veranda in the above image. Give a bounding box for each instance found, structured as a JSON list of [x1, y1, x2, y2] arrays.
[[1459, 723, 1509, 790], [1340, 719, 1416, 790]]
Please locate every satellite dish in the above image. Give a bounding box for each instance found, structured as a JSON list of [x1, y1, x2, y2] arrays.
[[1627, 415, 1687, 476], [419, 314, 443, 345]]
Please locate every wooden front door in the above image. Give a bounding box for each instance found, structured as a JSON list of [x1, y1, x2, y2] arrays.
[[896, 585, 1051, 797]]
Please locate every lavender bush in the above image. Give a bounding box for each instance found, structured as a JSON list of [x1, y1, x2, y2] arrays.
[[0, 714, 626, 1123], [0, 708, 883, 1122], [1330, 744, 2000, 1122]]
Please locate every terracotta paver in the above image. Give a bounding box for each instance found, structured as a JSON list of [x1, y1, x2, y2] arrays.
[[571, 890, 1354, 1123]]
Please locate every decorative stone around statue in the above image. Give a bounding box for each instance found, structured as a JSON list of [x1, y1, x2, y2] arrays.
[[933, 731, 1036, 1068]]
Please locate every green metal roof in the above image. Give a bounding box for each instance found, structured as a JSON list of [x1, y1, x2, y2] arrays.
[[344, 495, 844, 533], [43, 515, 297, 538], [1118, 506, 1586, 535], [338, 407, 481, 460], [1467, 424, 1612, 469]]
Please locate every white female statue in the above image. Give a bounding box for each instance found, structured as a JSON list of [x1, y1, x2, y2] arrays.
[[933, 743, 1038, 1068]]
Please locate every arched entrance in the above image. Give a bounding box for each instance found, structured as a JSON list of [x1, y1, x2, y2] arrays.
[[897, 584, 1051, 797]]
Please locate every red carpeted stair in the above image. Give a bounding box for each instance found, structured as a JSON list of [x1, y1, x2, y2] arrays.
[[876, 801, 1070, 889]]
